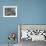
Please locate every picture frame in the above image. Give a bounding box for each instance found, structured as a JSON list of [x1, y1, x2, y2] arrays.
[[3, 6, 17, 17], [18, 24, 46, 42]]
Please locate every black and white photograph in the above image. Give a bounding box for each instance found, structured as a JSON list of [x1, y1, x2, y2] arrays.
[[18, 25, 46, 46]]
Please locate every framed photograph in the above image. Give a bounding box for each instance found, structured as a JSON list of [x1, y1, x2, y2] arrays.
[[18, 24, 46, 42], [3, 6, 17, 17]]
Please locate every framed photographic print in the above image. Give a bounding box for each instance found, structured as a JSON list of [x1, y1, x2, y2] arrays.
[[3, 6, 17, 17], [18, 24, 46, 42]]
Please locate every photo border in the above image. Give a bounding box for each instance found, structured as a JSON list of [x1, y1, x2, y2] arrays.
[[3, 6, 17, 17]]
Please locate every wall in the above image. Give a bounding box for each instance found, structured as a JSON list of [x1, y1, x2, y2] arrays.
[[0, 0, 46, 44], [0, 0, 18, 44]]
